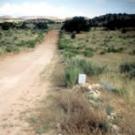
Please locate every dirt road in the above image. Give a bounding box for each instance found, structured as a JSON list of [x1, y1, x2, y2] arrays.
[[0, 30, 59, 135]]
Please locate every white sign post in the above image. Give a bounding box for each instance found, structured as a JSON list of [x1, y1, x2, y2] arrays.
[[78, 74, 86, 85]]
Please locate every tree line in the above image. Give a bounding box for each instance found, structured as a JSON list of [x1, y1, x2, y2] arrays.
[[62, 13, 135, 32], [0, 19, 49, 30], [90, 13, 135, 30]]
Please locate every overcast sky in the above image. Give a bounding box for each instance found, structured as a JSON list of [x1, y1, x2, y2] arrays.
[[0, 0, 135, 18]]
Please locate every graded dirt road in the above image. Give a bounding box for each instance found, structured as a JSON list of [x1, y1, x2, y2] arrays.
[[0, 30, 59, 135]]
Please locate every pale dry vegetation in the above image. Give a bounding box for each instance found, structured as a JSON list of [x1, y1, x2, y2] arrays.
[[59, 28, 135, 101], [28, 28, 135, 135], [0, 29, 45, 55]]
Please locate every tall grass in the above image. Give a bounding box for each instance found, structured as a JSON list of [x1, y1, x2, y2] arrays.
[[65, 57, 105, 87], [120, 62, 135, 79]]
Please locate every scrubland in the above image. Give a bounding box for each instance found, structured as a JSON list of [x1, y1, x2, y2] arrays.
[[28, 28, 135, 135], [0, 29, 45, 55]]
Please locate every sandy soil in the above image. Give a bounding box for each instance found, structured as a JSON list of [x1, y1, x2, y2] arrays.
[[0, 30, 59, 135]]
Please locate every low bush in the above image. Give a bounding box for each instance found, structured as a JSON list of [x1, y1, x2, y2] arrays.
[[65, 66, 80, 87], [129, 49, 135, 55], [120, 62, 135, 79], [106, 105, 114, 115], [100, 81, 116, 92], [59, 39, 72, 50], [54, 91, 109, 135], [105, 46, 124, 53], [71, 32, 76, 39], [63, 51, 75, 58], [100, 51, 106, 55], [65, 58, 105, 87], [101, 80, 128, 96], [112, 88, 128, 96], [70, 58, 105, 75], [6, 46, 18, 52], [83, 48, 94, 57], [26, 40, 36, 48], [30, 91, 110, 135], [0, 29, 45, 54], [121, 28, 127, 34]]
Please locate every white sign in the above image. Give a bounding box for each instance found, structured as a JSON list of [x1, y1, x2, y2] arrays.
[[78, 74, 86, 85]]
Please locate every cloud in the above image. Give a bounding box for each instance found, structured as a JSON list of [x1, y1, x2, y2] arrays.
[[0, 2, 85, 18]]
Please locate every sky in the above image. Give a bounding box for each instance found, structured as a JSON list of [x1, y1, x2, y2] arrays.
[[0, 0, 135, 18]]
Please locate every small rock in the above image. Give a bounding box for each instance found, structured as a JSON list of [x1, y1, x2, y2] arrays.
[[91, 84, 102, 90], [56, 123, 62, 132], [58, 134, 63, 135], [111, 124, 120, 134], [107, 112, 117, 121], [89, 90, 101, 98]]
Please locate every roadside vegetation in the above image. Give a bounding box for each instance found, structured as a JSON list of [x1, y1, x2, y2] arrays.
[[28, 15, 135, 135], [0, 29, 45, 55], [60, 27, 135, 99], [0, 20, 48, 55]]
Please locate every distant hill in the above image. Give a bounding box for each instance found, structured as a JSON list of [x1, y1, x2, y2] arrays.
[[62, 13, 135, 32], [89, 13, 135, 29], [0, 16, 63, 23]]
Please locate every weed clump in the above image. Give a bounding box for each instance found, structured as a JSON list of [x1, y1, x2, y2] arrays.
[[105, 46, 124, 53], [65, 57, 105, 87], [120, 62, 135, 79], [65, 66, 80, 87], [83, 48, 94, 57], [0, 29, 45, 54], [71, 32, 76, 39], [54, 91, 109, 135], [30, 91, 110, 135]]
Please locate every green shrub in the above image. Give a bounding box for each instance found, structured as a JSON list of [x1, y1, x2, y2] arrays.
[[121, 28, 127, 34], [106, 105, 114, 115], [120, 62, 135, 79], [0, 29, 45, 54], [5, 45, 19, 52], [65, 58, 105, 87], [100, 81, 128, 96], [106, 46, 123, 53], [59, 41, 71, 50], [100, 81, 116, 92], [128, 68, 135, 79], [63, 51, 75, 58], [70, 58, 105, 75], [112, 88, 128, 96], [129, 49, 135, 55], [71, 32, 76, 39], [27, 40, 36, 48], [16, 40, 26, 47], [100, 51, 106, 55], [16, 40, 36, 48], [65, 66, 80, 87], [83, 49, 94, 57]]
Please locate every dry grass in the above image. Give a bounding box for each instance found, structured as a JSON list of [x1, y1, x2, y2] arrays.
[[0, 29, 45, 55], [28, 28, 135, 135], [56, 28, 135, 135], [60, 28, 135, 102], [29, 89, 113, 135]]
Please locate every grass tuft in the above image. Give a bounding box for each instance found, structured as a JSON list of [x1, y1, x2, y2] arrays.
[[65, 57, 105, 87]]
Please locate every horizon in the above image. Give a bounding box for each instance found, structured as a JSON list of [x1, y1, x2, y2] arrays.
[[0, 0, 135, 19]]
